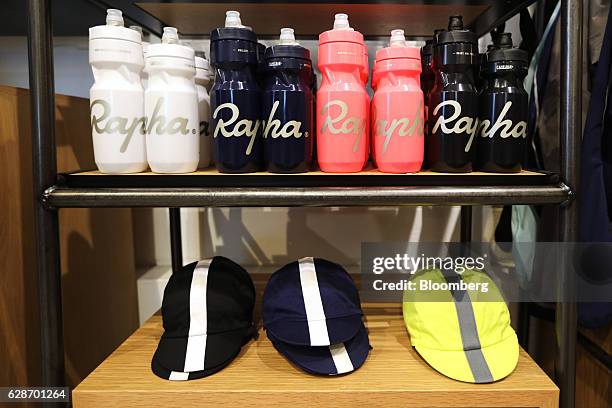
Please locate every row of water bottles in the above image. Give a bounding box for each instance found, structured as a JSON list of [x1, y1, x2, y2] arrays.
[[90, 9, 527, 174]]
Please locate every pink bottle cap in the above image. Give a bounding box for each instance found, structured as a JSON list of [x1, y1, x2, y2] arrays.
[[375, 46, 420, 63]]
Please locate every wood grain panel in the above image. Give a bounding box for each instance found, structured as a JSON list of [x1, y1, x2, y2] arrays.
[[74, 306, 558, 408], [0, 86, 139, 392]]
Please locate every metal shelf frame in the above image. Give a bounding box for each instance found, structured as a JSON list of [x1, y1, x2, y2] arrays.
[[25, 1, 582, 407]]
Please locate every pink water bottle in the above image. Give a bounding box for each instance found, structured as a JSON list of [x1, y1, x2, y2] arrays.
[[317, 13, 369, 173], [371, 29, 424, 173]]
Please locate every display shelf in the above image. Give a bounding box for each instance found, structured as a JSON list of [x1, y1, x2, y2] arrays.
[[63, 169, 558, 188], [73, 306, 558, 408], [47, 169, 569, 208], [103, 0, 536, 38]]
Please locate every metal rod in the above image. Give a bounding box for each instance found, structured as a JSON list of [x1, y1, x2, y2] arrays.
[[27, 0, 65, 389], [44, 184, 571, 208], [169, 208, 183, 274], [460, 206, 472, 243], [556, 0, 582, 407]]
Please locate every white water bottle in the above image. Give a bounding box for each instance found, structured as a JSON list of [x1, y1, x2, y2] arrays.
[[195, 54, 212, 168], [89, 9, 147, 173], [145, 27, 199, 173]]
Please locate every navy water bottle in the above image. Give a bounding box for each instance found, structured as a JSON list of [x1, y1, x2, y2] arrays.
[[210, 11, 263, 173], [427, 15, 479, 173], [476, 33, 528, 173], [262, 28, 314, 173]]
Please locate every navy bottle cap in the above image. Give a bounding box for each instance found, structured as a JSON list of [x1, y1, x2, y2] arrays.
[[435, 15, 477, 45], [210, 27, 258, 65], [264, 44, 311, 61], [210, 26, 257, 43]]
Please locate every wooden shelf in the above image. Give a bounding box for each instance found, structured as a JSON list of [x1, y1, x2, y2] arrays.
[[73, 305, 558, 407], [116, 0, 536, 38]]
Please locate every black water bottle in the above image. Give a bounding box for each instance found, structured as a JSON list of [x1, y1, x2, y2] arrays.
[[210, 11, 263, 173], [262, 28, 314, 173], [476, 33, 528, 173], [427, 15, 479, 173]]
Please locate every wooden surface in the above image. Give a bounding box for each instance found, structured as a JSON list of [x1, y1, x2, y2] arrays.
[[0, 85, 139, 390], [74, 305, 558, 408], [73, 169, 547, 177], [137, 2, 487, 37]]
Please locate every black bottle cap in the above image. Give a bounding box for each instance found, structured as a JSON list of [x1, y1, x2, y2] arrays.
[[264, 44, 311, 61], [448, 15, 463, 31], [435, 15, 477, 46], [497, 32, 513, 49], [487, 32, 528, 63]]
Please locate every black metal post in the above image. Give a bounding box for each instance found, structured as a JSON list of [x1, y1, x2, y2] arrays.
[[27, 0, 65, 388], [460, 206, 472, 243], [557, 1, 582, 407], [169, 208, 183, 273]]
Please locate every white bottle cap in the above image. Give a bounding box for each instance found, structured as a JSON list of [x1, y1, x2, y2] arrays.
[[225, 10, 243, 28], [389, 29, 406, 47], [333, 13, 352, 30], [106, 9, 124, 27], [90, 8, 140, 43], [162, 27, 179, 44], [279, 28, 299, 45]]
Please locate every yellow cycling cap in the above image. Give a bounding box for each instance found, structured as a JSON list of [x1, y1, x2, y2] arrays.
[[402, 268, 518, 383]]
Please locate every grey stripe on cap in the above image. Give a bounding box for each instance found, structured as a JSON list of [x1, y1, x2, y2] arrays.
[[441, 269, 494, 383]]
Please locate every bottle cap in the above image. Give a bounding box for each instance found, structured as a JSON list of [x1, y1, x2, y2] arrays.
[[389, 29, 406, 47], [448, 15, 463, 31], [279, 28, 299, 45], [106, 9, 123, 27], [333, 13, 352, 30], [319, 13, 363, 45], [434, 15, 477, 46], [497, 32, 513, 49], [162, 27, 179, 44], [225, 10, 243, 28], [89, 8, 141, 43], [147, 27, 195, 63]]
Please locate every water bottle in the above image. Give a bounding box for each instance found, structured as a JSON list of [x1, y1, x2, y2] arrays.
[[317, 13, 369, 173], [476, 33, 528, 173], [262, 28, 314, 173], [421, 29, 443, 138], [195, 53, 213, 168], [372, 29, 424, 173], [145, 27, 199, 173], [89, 9, 147, 173], [129, 25, 150, 88], [427, 15, 478, 173], [210, 11, 263, 173]]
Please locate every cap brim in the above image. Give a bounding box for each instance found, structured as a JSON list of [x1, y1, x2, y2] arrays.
[[268, 321, 370, 376], [151, 349, 237, 381], [415, 331, 519, 383], [153, 326, 253, 374], [265, 314, 363, 346]]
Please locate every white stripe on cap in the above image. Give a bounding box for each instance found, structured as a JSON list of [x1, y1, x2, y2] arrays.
[[298, 257, 331, 346], [183, 259, 211, 372], [168, 371, 189, 381], [329, 343, 354, 374]]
